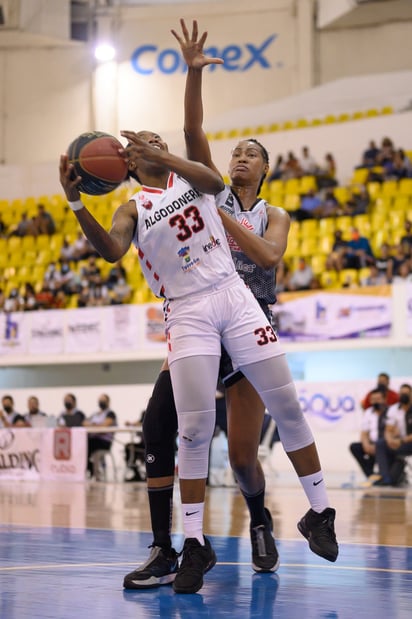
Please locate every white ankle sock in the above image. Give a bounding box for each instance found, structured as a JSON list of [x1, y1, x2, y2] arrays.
[[181, 502, 205, 545], [299, 471, 329, 513]]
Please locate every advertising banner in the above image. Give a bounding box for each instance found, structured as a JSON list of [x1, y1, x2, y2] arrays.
[[65, 307, 102, 353], [102, 304, 140, 352], [272, 286, 392, 341], [0, 311, 29, 356], [0, 428, 42, 480], [40, 427, 87, 482], [29, 309, 65, 355]]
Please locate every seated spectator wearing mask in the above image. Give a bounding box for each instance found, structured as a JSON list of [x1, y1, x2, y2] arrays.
[[57, 393, 86, 427]]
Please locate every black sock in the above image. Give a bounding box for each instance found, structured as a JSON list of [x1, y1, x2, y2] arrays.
[[148, 484, 174, 549], [242, 487, 267, 528]]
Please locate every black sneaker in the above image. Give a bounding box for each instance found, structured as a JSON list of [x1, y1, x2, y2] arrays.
[[172, 537, 217, 594], [297, 507, 339, 562], [123, 545, 179, 589], [250, 507, 280, 573]]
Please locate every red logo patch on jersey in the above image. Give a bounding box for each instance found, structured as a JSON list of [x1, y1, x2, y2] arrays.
[[138, 194, 153, 210]]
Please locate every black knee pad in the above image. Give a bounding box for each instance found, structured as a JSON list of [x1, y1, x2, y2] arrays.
[[143, 370, 177, 478]]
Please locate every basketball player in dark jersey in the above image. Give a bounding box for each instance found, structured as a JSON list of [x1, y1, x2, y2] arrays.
[[123, 19, 338, 593]]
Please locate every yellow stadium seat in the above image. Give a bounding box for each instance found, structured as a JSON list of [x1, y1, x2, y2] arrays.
[[370, 212, 387, 232], [371, 229, 391, 254], [399, 179, 412, 196], [227, 128, 241, 138], [268, 123, 279, 132], [255, 125, 269, 134], [32, 265, 46, 283], [300, 176, 317, 194], [21, 235, 36, 251], [17, 265, 32, 283], [318, 234, 334, 254], [280, 120, 295, 131], [7, 236, 22, 253], [350, 168, 369, 186], [380, 106, 393, 115], [296, 118, 309, 128], [333, 186, 350, 205], [0, 252, 8, 269], [309, 118, 322, 127], [359, 267, 372, 282], [283, 236, 300, 260], [391, 228, 405, 246], [352, 111, 365, 120], [318, 217, 336, 235], [389, 210, 406, 228], [319, 270, 338, 288], [268, 179, 284, 196], [240, 127, 253, 137], [289, 220, 300, 240], [335, 216, 353, 234], [337, 113, 350, 122], [283, 194, 300, 212], [374, 196, 392, 212], [381, 180, 398, 198], [299, 238, 318, 258], [339, 269, 359, 287], [324, 114, 337, 124], [366, 182, 382, 202], [300, 219, 319, 239], [37, 249, 52, 265], [366, 109, 378, 118], [352, 214, 371, 237], [310, 254, 327, 275], [284, 178, 300, 195], [269, 193, 283, 207], [23, 250, 38, 265]]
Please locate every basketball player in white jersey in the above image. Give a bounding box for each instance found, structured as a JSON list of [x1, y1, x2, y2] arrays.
[[123, 19, 338, 594]]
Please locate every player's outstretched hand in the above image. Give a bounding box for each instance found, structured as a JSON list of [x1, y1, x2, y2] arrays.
[[171, 18, 224, 70], [59, 154, 81, 202]]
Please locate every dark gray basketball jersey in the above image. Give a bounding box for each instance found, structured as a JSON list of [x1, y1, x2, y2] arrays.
[[216, 185, 277, 305]]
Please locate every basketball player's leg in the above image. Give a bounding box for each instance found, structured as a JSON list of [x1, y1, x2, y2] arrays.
[[240, 354, 338, 562], [225, 374, 279, 572], [169, 354, 220, 594], [123, 358, 180, 590]]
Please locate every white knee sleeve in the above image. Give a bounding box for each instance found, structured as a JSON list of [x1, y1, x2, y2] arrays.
[[178, 409, 216, 479]]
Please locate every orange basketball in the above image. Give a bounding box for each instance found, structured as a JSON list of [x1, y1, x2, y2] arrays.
[[67, 131, 128, 196]]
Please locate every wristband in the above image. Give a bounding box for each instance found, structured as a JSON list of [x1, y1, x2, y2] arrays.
[[68, 200, 84, 212]]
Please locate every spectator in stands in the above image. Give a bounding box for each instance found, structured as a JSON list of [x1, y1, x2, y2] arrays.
[[340, 226, 375, 270], [0, 395, 27, 427], [34, 203, 56, 235], [287, 257, 315, 291], [106, 260, 127, 290], [383, 150, 410, 181], [400, 220, 412, 250], [60, 237, 77, 262], [110, 277, 132, 305], [9, 212, 36, 237], [325, 229, 348, 271], [377, 136, 395, 166], [35, 282, 55, 310], [361, 372, 399, 411], [360, 264, 388, 287], [24, 396, 49, 428], [282, 151, 302, 179], [3, 287, 23, 313], [43, 262, 62, 291], [316, 190, 341, 218], [86, 283, 110, 307], [374, 242, 394, 282], [299, 146, 318, 175], [0, 214, 7, 237], [58, 259, 80, 295], [83, 394, 117, 480], [316, 153, 337, 189], [391, 259, 412, 283], [294, 188, 323, 221], [391, 243, 409, 277], [80, 255, 103, 289], [51, 289, 67, 309], [21, 282, 39, 311], [374, 383, 412, 487], [343, 187, 370, 216], [361, 140, 380, 168], [274, 259, 289, 293], [72, 232, 95, 261], [267, 155, 285, 182], [349, 387, 388, 481], [77, 285, 91, 308], [57, 393, 86, 427]]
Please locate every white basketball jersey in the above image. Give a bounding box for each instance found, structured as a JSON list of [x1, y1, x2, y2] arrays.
[[131, 173, 236, 299]]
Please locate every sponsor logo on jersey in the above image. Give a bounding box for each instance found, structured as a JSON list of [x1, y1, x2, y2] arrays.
[[202, 236, 221, 254], [178, 246, 200, 272]]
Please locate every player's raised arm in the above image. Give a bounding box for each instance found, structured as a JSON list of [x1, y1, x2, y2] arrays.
[[172, 19, 223, 173], [59, 153, 136, 262]]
